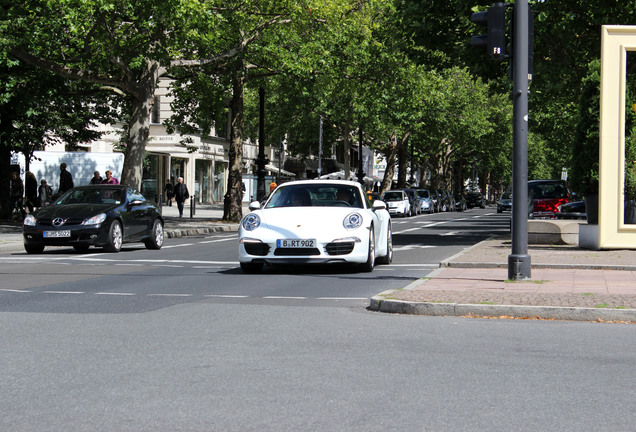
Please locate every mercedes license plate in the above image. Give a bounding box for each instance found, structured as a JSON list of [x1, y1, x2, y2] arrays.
[[277, 239, 316, 248], [44, 230, 71, 238]]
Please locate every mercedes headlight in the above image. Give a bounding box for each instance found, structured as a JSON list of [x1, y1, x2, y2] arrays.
[[82, 213, 107, 226], [24, 214, 37, 226], [241, 213, 261, 231], [343, 212, 363, 230]]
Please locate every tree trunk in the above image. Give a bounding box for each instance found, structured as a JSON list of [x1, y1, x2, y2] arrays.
[[223, 72, 245, 222], [343, 117, 351, 180], [120, 60, 159, 191], [396, 133, 409, 188], [379, 133, 398, 194]]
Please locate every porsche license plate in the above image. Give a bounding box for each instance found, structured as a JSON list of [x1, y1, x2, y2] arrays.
[[44, 230, 71, 238], [277, 239, 316, 248]]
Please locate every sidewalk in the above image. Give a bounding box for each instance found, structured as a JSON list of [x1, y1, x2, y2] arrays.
[[370, 237, 636, 322]]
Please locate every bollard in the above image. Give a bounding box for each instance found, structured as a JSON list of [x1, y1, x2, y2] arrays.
[[190, 195, 196, 218]]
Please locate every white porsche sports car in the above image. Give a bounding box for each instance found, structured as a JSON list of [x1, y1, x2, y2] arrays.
[[238, 180, 393, 273]]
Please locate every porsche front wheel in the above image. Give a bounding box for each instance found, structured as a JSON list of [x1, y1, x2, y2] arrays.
[[360, 227, 375, 272]]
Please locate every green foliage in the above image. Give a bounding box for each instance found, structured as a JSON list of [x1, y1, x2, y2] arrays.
[[570, 60, 600, 195]]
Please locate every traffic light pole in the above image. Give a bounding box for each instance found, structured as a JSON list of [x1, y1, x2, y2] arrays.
[[508, 0, 531, 280]]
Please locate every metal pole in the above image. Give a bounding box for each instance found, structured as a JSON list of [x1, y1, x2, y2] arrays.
[[509, 0, 531, 280], [318, 116, 323, 177], [256, 87, 266, 202]]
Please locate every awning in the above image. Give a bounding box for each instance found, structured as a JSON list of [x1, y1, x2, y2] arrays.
[[264, 163, 296, 177]]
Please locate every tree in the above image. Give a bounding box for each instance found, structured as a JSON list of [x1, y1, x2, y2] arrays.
[[0, 56, 116, 218]]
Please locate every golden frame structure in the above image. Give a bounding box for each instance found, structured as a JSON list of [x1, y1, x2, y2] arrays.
[[597, 25, 636, 248]]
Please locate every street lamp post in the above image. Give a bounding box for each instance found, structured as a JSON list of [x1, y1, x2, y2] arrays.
[[508, 0, 531, 280]]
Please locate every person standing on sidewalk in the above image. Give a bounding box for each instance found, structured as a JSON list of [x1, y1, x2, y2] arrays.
[[38, 179, 53, 207], [90, 171, 103, 184], [24, 171, 38, 213], [58, 163, 74, 196], [164, 179, 174, 207], [101, 170, 119, 185], [10, 172, 26, 219], [173, 177, 189, 217]]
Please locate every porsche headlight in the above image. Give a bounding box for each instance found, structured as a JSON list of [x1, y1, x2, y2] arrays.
[[24, 214, 37, 226], [82, 213, 107, 226], [241, 213, 261, 231], [343, 212, 363, 230]]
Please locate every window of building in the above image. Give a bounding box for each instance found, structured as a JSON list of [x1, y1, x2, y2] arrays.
[[151, 96, 161, 124]]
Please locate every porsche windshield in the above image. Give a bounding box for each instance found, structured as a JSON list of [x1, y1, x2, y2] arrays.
[[266, 184, 363, 208]]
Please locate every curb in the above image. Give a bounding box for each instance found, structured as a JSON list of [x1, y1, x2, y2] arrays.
[[369, 291, 636, 323], [445, 262, 636, 271], [164, 225, 238, 238]]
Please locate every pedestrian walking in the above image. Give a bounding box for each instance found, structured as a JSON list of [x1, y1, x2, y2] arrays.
[[101, 170, 119, 185], [58, 162, 74, 196], [24, 171, 38, 213], [38, 179, 53, 207], [164, 179, 174, 207], [10, 172, 26, 219], [173, 177, 189, 217], [90, 171, 103, 184]]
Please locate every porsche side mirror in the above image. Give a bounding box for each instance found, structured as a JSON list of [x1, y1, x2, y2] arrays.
[[372, 200, 386, 211]]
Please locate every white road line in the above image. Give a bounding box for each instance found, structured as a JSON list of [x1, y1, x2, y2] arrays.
[[147, 293, 193, 297], [96, 292, 136, 296], [0, 289, 32, 293], [42, 291, 84, 294], [162, 243, 194, 249], [393, 244, 436, 251], [317, 297, 367, 300], [151, 264, 183, 268], [115, 263, 144, 266], [387, 263, 438, 267], [393, 227, 420, 234], [205, 294, 249, 298], [199, 238, 235, 244], [263, 296, 308, 300]]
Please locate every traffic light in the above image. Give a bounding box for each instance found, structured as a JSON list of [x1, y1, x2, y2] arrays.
[[470, 2, 506, 60]]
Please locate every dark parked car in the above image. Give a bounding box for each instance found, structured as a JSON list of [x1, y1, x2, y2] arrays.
[[402, 188, 422, 216], [454, 194, 467, 211], [429, 189, 441, 212], [555, 200, 586, 220], [437, 189, 455, 212], [23, 185, 164, 253], [497, 193, 512, 213], [465, 191, 486, 209], [528, 179, 572, 219]]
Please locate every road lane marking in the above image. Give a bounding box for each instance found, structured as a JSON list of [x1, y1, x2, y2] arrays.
[[263, 296, 308, 300], [205, 295, 249, 298], [317, 297, 367, 300], [42, 291, 84, 294], [96, 292, 136, 296], [0, 289, 32, 293], [393, 244, 436, 251], [147, 293, 193, 297], [162, 243, 194, 249], [199, 238, 235, 244]]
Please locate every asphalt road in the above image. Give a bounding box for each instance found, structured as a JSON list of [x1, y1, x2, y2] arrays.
[[1, 208, 634, 431]]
